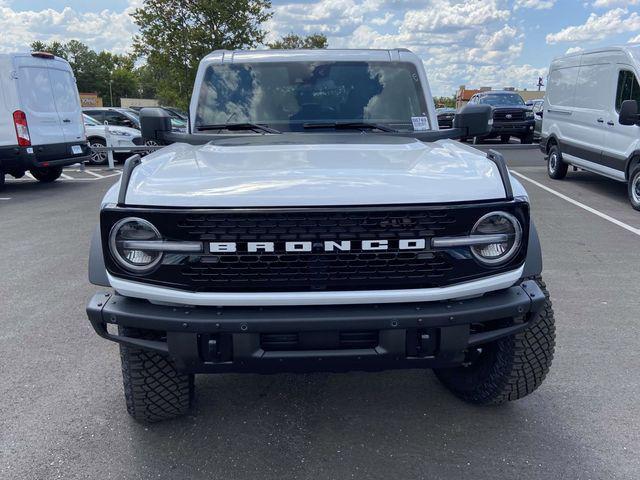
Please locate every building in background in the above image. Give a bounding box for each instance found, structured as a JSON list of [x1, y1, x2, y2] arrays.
[[456, 85, 545, 110], [80, 92, 103, 107], [120, 98, 159, 108]]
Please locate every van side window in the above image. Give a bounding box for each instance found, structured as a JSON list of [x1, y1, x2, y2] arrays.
[[616, 70, 640, 112]]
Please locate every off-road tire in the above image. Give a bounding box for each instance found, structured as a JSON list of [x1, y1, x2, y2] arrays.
[[627, 164, 640, 211], [434, 276, 555, 405], [30, 166, 63, 183], [547, 144, 568, 180], [118, 326, 194, 423]]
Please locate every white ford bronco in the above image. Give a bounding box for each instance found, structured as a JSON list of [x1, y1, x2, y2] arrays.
[[87, 49, 555, 422]]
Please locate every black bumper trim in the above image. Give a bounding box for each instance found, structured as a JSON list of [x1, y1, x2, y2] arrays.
[[87, 280, 545, 373], [0, 142, 90, 174]]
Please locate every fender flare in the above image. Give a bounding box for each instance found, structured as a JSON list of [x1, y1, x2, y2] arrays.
[[89, 225, 110, 287], [522, 220, 543, 278]]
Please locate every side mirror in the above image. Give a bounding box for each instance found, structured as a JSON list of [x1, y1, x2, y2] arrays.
[[453, 104, 492, 137], [619, 100, 640, 126], [140, 107, 172, 143], [536, 111, 543, 118]]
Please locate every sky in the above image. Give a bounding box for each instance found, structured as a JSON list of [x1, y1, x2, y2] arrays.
[[1, 0, 639, 97]]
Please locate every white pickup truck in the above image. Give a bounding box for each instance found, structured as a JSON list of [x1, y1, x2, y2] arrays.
[[87, 49, 555, 422]]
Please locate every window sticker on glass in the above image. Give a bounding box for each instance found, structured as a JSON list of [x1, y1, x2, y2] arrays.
[[411, 116, 429, 131]]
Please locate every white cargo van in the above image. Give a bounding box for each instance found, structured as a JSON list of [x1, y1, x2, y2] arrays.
[[0, 52, 89, 190], [541, 45, 640, 210]]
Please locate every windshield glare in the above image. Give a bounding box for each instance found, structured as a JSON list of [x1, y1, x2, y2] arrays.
[[195, 61, 430, 132], [479, 94, 525, 106]]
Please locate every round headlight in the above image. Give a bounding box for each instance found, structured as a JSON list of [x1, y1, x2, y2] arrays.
[[109, 217, 163, 273], [470, 211, 522, 265]]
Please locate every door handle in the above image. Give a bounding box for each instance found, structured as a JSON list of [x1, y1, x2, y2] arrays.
[[597, 118, 604, 123], [607, 121, 615, 126], [62, 119, 71, 123]]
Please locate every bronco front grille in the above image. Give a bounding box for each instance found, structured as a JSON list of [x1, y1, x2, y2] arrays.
[[101, 203, 529, 293]]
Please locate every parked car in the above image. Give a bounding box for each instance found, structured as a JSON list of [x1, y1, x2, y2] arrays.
[[83, 114, 143, 165], [87, 48, 555, 423], [529, 99, 544, 141], [0, 52, 90, 189], [465, 91, 536, 144], [541, 45, 640, 210], [86, 107, 187, 133], [436, 107, 456, 128]]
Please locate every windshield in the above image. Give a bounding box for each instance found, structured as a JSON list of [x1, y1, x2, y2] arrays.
[[478, 94, 525, 106], [195, 61, 430, 132]]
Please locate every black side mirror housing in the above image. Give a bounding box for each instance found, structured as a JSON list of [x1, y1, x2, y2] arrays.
[[453, 104, 492, 137], [535, 111, 543, 118], [140, 107, 172, 143], [619, 100, 640, 126]]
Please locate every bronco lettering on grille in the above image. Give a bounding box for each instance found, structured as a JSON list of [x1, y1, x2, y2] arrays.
[[209, 239, 428, 253]]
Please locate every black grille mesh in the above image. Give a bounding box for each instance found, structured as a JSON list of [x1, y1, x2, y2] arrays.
[[102, 204, 529, 293], [493, 109, 527, 122]]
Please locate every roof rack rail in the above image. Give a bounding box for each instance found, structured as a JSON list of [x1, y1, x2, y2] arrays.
[[487, 149, 513, 200], [117, 154, 142, 206]]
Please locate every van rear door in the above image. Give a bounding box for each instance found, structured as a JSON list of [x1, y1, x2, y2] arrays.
[[49, 66, 84, 143], [14, 55, 84, 146], [14, 55, 64, 146]]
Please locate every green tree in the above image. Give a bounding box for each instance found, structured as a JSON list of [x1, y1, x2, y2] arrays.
[[132, 0, 273, 108], [268, 33, 328, 49], [31, 40, 67, 59]]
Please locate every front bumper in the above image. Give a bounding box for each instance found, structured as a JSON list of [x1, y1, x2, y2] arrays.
[[489, 120, 535, 136], [0, 141, 90, 174], [87, 279, 545, 374]]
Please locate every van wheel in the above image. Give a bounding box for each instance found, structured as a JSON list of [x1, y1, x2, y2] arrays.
[[30, 166, 63, 183], [628, 165, 640, 211], [0, 170, 5, 191], [88, 138, 108, 165], [547, 145, 568, 180], [500, 135, 510, 143]]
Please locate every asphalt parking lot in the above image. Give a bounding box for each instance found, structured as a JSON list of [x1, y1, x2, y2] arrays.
[[1, 146, 639, 480]]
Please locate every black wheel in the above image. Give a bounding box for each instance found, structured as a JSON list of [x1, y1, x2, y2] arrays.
[[0, 169, 5, 191], [434, 276, 555, 405], [88, 137, 108, 165], [520, 132, 534, 144], [628, 164, 640, 211], [30, 166, 63, 183], [500, 135, 510, 143], [119, 326, 194, 423], [143, 139, 159, 156], [459, 137, 468, 143], [547, 144, 568, 180]]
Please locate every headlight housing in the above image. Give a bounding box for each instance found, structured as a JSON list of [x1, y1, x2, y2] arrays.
[[109, 217, 163, 273], [470, 211, 522, 265]]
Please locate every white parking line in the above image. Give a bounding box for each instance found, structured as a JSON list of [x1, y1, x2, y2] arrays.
[[511, 170, 640, 237], [84, 170, 105, 178], [60, 173, 73, 180], [0, 197, 11, 201]]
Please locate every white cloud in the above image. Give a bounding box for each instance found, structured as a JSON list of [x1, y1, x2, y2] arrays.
[[0, 3, 138, 54], [546, 8, 640, 43], [593, 0, 639, 7], [514, 0, 556, 9], [565, 46, 583, 54], [630, 34, 640, 43]]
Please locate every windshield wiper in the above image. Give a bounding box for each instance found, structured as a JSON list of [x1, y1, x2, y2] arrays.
[[303, 122, 397, 132], [196, 123, 281, 134]]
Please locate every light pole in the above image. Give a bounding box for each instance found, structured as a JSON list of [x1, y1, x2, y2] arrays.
[[109, 79, 113, 106]]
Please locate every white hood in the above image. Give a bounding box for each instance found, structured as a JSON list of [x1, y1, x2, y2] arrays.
[[120, 135, 511, 207]]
